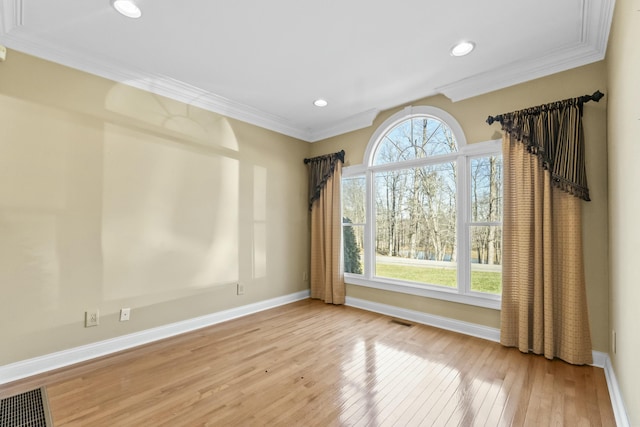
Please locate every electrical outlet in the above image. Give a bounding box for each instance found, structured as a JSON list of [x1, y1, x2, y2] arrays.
[[303, 271, 308, 281], [120, 308, 131, 322], [237, 282, 245, 295], [85, 309, 99, 327]]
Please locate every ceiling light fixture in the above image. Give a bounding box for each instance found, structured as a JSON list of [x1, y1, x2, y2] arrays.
[[450, 41, 475, 57], [112, 0, 142, 18], [313, 99, 328, 107]]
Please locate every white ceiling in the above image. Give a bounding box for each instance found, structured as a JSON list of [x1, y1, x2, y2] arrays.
[[0, 0, 614, 142]]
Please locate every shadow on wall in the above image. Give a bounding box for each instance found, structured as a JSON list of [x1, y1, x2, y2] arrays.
[[103, 83, 243, 303], [0, 79, 273, 341]]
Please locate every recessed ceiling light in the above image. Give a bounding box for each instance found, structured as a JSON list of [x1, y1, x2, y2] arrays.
[[112, 0, 142, 18], [313, 99, 328, 107], [450, 41, 475, 57]]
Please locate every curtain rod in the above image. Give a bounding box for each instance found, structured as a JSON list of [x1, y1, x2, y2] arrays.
[[486, 90, 605, 125], [304, 149, 345, 164]]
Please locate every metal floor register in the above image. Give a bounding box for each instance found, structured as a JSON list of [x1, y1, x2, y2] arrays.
[[0, 388, 53, 427]]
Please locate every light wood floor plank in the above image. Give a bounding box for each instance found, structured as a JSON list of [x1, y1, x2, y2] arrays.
[[0, 299, 615, 426]]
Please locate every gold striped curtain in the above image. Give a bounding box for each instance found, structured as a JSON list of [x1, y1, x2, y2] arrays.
[[498, 99, 593, 365], [306, 151, 345, 304]]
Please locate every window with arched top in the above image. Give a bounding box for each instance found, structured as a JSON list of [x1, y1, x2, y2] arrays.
[[342, 106, 503, 309], [372, 115, 458, 165]]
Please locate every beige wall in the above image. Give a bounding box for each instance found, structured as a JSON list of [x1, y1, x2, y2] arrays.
[[606, 0, 640, 423], [0, 43, 613, 383], [0, 51, 311, 365], [312, 62, 609, 352]]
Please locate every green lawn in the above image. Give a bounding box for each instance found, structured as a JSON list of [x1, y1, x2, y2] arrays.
[[375, 263, 501, 294]]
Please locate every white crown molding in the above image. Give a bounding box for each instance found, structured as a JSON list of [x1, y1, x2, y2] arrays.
[[436, 42, 602, 102], [0, 0, 315, 141], [0, 290, 310, 385], [0, 0, 22, 32], [436, 0, 615, 102], [137, 76, 313, 141], [0, 24, 314, 142], [584, 0, 616, 52], [0, 0, 615, 141], [307, 108, 380, 142]]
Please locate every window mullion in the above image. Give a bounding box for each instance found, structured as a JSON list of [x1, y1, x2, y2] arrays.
[[468, 221, 502, 227], [369, 152, 460, 174], [365, 169, 375, 279], [457, 154, 470, 296]]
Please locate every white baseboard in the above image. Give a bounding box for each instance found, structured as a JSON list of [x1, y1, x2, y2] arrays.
[[345, 296, 501, 342], [2, 290, 631, 427], [0, 290, 310, 385], [603, 355, 631, 427], [346, 296, 631, 426], [591, 350, 607, 368]]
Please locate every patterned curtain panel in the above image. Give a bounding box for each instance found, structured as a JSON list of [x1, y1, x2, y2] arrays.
[[305, 151, 345, 304], [495, 97, 591, 201], [495, 97, 597, 365], [306, 150, 345, 211]]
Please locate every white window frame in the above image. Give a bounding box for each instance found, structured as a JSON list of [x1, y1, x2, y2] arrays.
[[342, 106, 502, 310]]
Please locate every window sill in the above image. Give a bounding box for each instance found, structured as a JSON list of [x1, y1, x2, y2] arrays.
[[344, 274, 501, 310]]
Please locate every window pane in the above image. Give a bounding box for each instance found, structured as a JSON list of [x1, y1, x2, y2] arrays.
[[343, 224, 364, 274], [373, 117, 457, 165], [470, 156, 503, 222], [470, 225, 502, 294], [342, 176, 366, 224], [374, 162, 457, 287]]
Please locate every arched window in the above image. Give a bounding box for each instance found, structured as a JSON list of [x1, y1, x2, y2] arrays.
[[373, 115, 458, 165], [342, 106, 503, 308]]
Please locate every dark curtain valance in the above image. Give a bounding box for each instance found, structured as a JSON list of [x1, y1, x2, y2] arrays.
[[304, 150, 345, 210], [486, 91, 604, 202]]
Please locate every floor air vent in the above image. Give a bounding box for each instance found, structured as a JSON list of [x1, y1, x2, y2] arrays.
[[0, 387, 53, 427], [390, 318, 414, 327]]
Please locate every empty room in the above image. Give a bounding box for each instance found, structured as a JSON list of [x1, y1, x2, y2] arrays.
[[0, 0, 637, 425]]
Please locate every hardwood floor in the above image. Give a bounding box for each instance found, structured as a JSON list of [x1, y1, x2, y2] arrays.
[[0, 299, 615, 426]]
